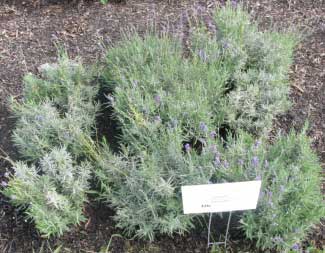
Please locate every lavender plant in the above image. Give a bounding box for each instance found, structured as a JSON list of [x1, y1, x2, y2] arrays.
[[2, 54, 99, 236], [103, 33, 224, 145], [97, 126, 220, 240], [11, 55, 99, 161], [96, 3, 324, 250], [241, 130, 325, 251], [211, 132, 268, 183], [207, 129, 324, 251], [3, 147, 91, 237], [1, 4, 322, 251], [191, 3, 298, 135], [99, 33, 226, 239]]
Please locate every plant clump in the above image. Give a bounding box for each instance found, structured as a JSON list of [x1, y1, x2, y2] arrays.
[[11, 56, 99, 162], [4, 147, 91, 236], [95, 4, 324, 250], [2, 54, 99, 236], [1, 3, 324, 252], [215, 130, 324, 251], [191, 4, 297, 135]]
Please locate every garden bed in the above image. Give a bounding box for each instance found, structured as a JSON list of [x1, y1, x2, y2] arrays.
[[0, 0, 324, 252]]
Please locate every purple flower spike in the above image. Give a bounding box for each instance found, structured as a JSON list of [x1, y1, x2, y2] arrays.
[[291, 243, 300, 251], [214, 156, 221, 167], [255, 175, 261, 180], [231, 0, 238, 8], [223, 160, 229, 169], [154, 95, 161, 105], [209, 130, 217, 139], [251, 156, 259, 168], [254, 140, 261, 149], [35, 115, 44, 121], [199, 122, 208, 133], [184, 143, 191, 152], [222, 41, 229, 50]]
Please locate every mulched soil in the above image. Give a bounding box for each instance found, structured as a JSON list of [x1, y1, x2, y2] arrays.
[[0, 0, 324, 252]]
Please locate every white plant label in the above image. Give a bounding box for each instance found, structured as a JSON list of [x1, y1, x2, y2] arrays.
[[181, 180, 262, 214]]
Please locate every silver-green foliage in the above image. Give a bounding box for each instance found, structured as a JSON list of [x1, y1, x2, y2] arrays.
[[241, 130, 325, 251], [104, 34, 226, 144], [191, 4, 297, 135], [96, 3, 323, 249], [11, 56, 99, 161], [2, 4, 321, 251], [3, 55, 99, 237], [207, 130, 324, 251], [97, 127, 220, 241], [100, 33, 226, 240], [3, 147, 91, 237]]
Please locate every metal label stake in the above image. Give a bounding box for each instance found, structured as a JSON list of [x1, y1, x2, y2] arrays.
[[207, 211, 232, 252], [181, 181, 262, 252]]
